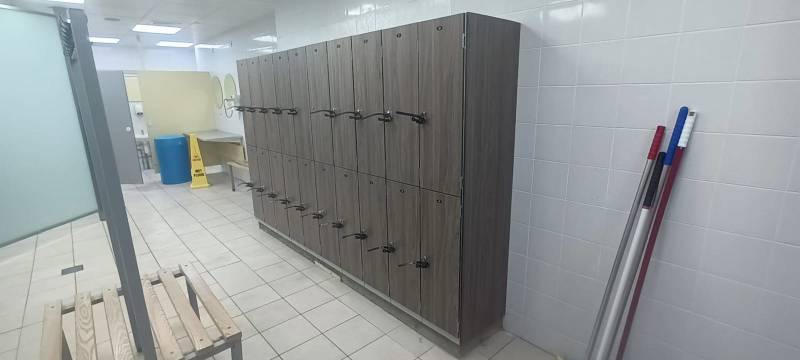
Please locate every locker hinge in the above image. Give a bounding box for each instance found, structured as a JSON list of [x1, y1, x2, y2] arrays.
[[461, 33, 466, 49]]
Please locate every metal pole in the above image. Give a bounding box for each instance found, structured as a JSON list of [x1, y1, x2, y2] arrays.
[[586, 126, 665, 356], [56, 8, 156, 359]]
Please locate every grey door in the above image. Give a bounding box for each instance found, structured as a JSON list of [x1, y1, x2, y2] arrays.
[[420, 16, 464, 196], [358, 173, 389, 295], [298, 158, 321, 255], [257, 148, 275, 227], [236, 60, 256, 148], [382, 24, 420, 186], [306, 43, 334, 165], [283, 155, 304, 244], [274, 52, 297, 156], [327, 38, 358, 170], [315, 163, 340, 265], [387, 180, 420, 312], [268, 151, 290, 235], [289, 49, 314, 160], [353, 31, 386, 178], [260, 54, 282, 152], [246, 146, 263, 222], [420, 189, 461, 335], [336, 168, 362, 278], [248, 57, 269, 151], [97, 71, 142, 184]]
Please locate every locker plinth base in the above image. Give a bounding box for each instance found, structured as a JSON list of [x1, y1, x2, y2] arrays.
[[257, 221, 501, 357]]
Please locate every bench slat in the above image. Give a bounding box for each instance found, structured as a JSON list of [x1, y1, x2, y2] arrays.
[[41, 301, 64, 360], [181, 264, 241, 340], [74, 292, 97, 360], [101, 288, 134, 360], [157, 269, 213, 352], [141, 280, 183, 360]]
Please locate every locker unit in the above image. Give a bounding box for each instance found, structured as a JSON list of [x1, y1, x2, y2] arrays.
[[235, 13, 519, 353]]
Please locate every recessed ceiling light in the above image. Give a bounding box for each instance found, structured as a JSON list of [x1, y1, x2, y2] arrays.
[[47, 0, 84, 4], [89, 37, 120, 44], [156, 41, 193, 48], [133, 24, 182, 34], [195, 44, 227, 49], [253, 35, 277, 43], [248, 46, 275, 53]]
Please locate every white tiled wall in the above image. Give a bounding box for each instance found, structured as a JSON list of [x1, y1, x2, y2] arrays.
[[270, 0, 800, 359]]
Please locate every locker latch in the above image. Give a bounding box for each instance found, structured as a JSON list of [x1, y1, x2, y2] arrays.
[[285, 108, 299, 115], [237, 181, 254, 189], [361, 111, 393, 122], [320, 220, 344, 228], [247, 186, 265, 193], [398, 256, 430, 269], [367, 244, 396, 253], [341, 232, 367, 240], [234, 106, 245, 112], [245, 107, 258, 113], [275, 198, 291, 205], [285, 204, 306, 211], [268, 107, 283, 114], [394, 111, 426, 124], [260, 192, 278, 198], [311, 109, 337, 118], [301, 209, 326, 219], [335, 110, 363, 120], [257, 107, 273, 114]]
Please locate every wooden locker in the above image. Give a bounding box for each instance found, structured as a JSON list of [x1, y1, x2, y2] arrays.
[[352, 31, 387, 178], [283, 155, 304, 244], [289, 49, 314, 160], [358, 173, 389, 295], [382, 24, 420, 186], [273, 52, 297, 156], [260, 54, 283, 152], [335, 168, 362, 278], [306, 43, 334, 165], [257, 149, 276, 227], [246, 146, 263, 222], [386, 180, 420, 313], [327, 38, 358, 170], [298, 159, 321, 255], [315, 163, 340, 265], [420, 189, 461, 336], [419, 16, 464, 196], [236, 60, 256, 148], [247, 57, 269, 150], [268, 151, 290, 235]]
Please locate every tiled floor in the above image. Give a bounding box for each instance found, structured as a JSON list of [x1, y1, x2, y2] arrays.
[[0, 172, 553, 360]]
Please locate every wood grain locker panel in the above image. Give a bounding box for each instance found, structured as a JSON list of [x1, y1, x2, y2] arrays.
[[335, 167, 362, 278], [420, 189, 461, 336], [419, 15, 464, 196], [314, 163, 340, 265], [306, 43, 334, 165], [260, 54, 283, 152], [298, 159, 321, 255], [237, 60, 256, 147], [257, 149, 276, 228], [273, 52, 297, 156], [289, 49, 314, 160], [386, 180, 420, 313], [353, 31, 386, 178], [382, 24, 420, 186], [268, 151, 290, 235], [283, 155, 304, 244], [358, 173, 389, 295], [327, 38, 358, 170], [246, 146, 263, 222]]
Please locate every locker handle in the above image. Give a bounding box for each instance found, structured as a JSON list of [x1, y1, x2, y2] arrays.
[[234, 106, 246, 112], [394, 111, 426, 124], [236, 181, 254, 189], [246, 186, 265, 193], [367, 244, 396, 253], [334, 110, 362, 120], [257, 107, 275, 114], [259, 192, 278, 198], [285, 204, 306, 211], [341, 232, 367, 240], [268, 107, 283, 114], [397, 256, 429, 268], [285, 108, 299, 115], [301, 209, 324, 218], [361, 111, 393, 122], [245, 107, 258, 113], [320, 220, 344, 228], [311, 109, 336, 118], [274, 198, 291, 205]]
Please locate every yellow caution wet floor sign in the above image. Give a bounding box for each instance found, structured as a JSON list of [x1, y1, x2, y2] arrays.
[[188, 134, 210, 189]]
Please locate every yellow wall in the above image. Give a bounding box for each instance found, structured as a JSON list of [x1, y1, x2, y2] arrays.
[[123, 75, 141, 101]]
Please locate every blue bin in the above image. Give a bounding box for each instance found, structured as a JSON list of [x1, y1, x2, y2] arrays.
[[154, 135, 191, 185]]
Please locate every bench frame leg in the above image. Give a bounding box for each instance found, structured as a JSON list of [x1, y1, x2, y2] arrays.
[[230, 340, 243, 360], [187, 283, 200, 316], [229, 164, 236, 192], [62, 330, 73, 360]]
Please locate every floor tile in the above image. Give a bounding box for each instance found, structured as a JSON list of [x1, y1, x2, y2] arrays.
[[269, 272, 315, 297], [284, 285, 334, 313], [255, 261, 298, 283], [325, 316, 383, 354], [245, 299, 299, 331], [420, 346, 489, 360], [475, 330, 515, 358], [350, 335, 415, 360], [209, 262, 265, 295], [304, 300, 358, 332], [231, 284, 281, 312], [388, 324, 434, 356], [319, 278, 352, 297], [280, 335, 345, 360], [261, 316, 320, 354], [214, 333, 277, 360], [232, 314, 258, 340], [302, 266, 335, 283], [492, 338, 554, 360]]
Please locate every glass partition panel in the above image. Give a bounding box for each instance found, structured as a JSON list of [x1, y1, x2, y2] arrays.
[[0, 7, 98, 245]]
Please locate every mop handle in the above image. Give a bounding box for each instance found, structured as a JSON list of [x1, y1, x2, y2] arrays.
[[678, 110, 697, 148], [664, 106, 689, 165], [647, 126, 665, 160]]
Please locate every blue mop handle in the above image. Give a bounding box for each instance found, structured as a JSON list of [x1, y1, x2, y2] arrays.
[[664, 106, 689, 166]]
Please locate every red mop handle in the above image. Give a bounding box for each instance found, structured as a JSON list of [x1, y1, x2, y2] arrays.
[[648, 126, 665, 160]]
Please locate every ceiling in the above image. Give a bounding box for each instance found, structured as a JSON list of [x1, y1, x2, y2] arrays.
[[5, 0, 277, 48]]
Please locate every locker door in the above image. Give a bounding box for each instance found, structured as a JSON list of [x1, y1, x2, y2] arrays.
[[257, 149, 276, 227], [289, 49, 314, 160], [268, 151, 290, 235], [353, 31, 386, 178], [273, 52, 297, 155], [335, 168, 362, 278], [315, 163, 340, 265], [420, 189, 461, 335], [420, 16, 464, 196], [236, 60, 256, 147], [306, 43, 334, 165], [246, 146, 263, 221], [248, 57, 269, 150], [386, 180, 420, 312], [260, 54, 282, 152], [283, 155, 305, 244], [327, 38, 358, 170], [358, 173, 389, 294], [382, 24, 420, 186], [298, 159, 321, 255]]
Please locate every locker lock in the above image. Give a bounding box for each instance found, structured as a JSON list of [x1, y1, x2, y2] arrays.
[[245, 107, 258, 113], [301, 209, 325, 219], [285, 108, 299, 115], [260, 192, 278, 198], [237, 181, 254, 189], [367, 244, 396, 253], [268, 107, 283, 114], [285, 204, 306, 211], [334, 110, 363, 120], [275, 198, 291, 205], [320, 220, 344, 229], [361, 111, 393, 122], [341, 232, 367, 240], [398, 256, 430, 269], [311, 109, 336, 118], [247, 186, 265, 193], [234, 106, 245, 112], [257, 107, 272, 114], [394, 111, 426, 124]]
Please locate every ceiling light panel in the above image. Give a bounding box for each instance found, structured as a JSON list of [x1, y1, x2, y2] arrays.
[[195, 44, 227, 49], [157, 41, 193, 48], [89, 37, 120, 44], [132, 24, 182, 34], [253, 35, 277, 43], [47, 0, 84, 4]]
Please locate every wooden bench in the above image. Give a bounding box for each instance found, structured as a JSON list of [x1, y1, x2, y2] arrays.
[[227, 161, 249, 192], [41, 264, 242, 360]]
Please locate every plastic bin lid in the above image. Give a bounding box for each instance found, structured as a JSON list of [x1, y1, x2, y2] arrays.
[[154, 134, 186, 141]]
